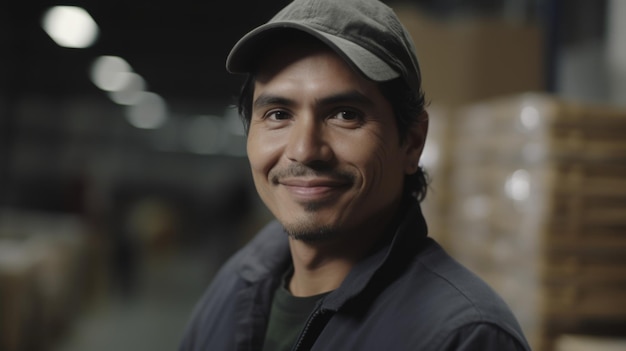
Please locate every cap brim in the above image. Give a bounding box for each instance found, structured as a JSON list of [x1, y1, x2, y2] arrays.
[[226, 22, 400, 82]]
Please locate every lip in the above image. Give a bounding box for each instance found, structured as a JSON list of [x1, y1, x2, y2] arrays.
[[278, 178, 350, 201]]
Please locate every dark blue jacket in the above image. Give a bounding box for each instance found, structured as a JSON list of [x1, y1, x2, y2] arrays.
[[179, 202, 531, 351]]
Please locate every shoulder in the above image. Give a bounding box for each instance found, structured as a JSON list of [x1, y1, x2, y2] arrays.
[[434, 322, 531, 350], [179, 220, 289, 350], [190, 219, 288, 306], [400, 238, 530, 349], [205, 220, 289, 282], [322, 238, 531, 350], [412, 239, 514, 319]]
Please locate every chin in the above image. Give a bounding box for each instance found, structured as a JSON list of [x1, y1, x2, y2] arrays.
[[282, 220, 341, 244]]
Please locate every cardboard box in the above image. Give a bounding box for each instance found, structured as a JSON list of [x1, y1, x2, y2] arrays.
[[394, 4, 545, 108]]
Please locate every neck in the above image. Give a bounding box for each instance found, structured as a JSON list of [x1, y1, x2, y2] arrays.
[[288, 195, 404, 297], [287, 239, 357, 297], [287, 201, 405, 297]]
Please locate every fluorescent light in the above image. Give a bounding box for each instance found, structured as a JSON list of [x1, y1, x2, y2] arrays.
[[125, 92, 168, 129], [42, 6, 99, 48], [108, 73, 146, 105], [90, 56, 133, 91]]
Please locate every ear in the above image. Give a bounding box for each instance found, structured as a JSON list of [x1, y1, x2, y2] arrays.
[[403, 111, 429, 175]]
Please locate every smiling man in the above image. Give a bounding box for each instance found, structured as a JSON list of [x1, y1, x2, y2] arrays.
[[180, 1, 531, 350]]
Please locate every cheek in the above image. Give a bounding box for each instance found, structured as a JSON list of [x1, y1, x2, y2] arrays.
[[246, 128, 282, 176], [362, 136, 407, 192], [335, 130, 396, 185]]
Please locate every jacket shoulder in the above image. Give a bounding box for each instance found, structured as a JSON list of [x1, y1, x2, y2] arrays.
[[179, 220, 288, 351], [409, 238, 530, 349]]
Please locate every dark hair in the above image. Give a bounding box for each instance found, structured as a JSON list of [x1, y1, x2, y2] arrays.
[[237, 73, 429, 202], [379, 79, 429, 202]]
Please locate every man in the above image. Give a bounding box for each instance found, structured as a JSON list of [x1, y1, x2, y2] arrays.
[[180, 0, 531, 350]]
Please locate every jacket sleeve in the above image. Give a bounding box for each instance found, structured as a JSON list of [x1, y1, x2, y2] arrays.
[[436, 323, 531, 351]]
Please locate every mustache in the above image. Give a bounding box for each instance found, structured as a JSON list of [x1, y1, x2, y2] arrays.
[[270, 163, 356, 184]]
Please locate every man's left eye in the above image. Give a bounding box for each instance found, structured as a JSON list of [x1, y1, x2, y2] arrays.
[[333, 110, 360, 121]]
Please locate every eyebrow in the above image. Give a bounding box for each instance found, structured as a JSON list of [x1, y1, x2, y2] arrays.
[[316, 91, 375, 108], [253, 90, 375, 111], [253, 94, 295, 110]]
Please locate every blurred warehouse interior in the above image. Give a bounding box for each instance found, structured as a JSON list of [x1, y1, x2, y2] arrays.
[[0, 0, 625, 351]]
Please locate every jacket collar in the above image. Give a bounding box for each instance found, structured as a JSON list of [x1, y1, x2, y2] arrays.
[[238, 220, 291, 283], [238, 198, 429, 307], [321, 198, 428, 311]]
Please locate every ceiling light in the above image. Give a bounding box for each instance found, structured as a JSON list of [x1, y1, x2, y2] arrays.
[[42, 6, 99, 48]]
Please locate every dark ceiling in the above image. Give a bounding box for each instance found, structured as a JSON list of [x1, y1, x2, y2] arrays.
[[2, 0, 599, 105], [2, 0, 292, 102]]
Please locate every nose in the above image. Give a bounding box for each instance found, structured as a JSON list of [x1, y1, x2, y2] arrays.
[[285, 117, 333, 165]]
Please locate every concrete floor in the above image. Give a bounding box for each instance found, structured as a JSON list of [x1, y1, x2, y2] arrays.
[[54, 250, 214, 351]]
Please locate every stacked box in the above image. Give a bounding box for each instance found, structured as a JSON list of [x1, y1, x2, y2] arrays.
[[555, 334, 626, 351], [445, 93, 626, 351], [0, 211, 88, 351], [0, 241, 41, 351]]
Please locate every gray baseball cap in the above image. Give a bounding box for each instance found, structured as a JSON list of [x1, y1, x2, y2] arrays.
[[226, 0, 422, 94]]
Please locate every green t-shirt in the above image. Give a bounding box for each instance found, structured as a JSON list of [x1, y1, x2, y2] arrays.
[[261, 276, 329, 351]]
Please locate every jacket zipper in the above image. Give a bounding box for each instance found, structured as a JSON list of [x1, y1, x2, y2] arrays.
[[291, 308, 331, 351]]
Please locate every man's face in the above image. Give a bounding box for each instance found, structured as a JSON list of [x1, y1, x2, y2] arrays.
[[247, 44, 420, 242]]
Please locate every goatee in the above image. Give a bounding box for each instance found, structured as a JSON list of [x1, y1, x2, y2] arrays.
[[284, 223, 338, 243]]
